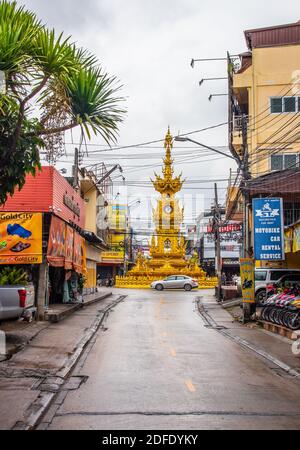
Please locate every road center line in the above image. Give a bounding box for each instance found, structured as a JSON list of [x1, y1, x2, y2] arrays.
[[185, 379, 196, 392], [170, 347, 176, 357]]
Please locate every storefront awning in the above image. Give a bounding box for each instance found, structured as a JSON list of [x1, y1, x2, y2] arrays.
[[246, 168, 300, 198], [81, 230, 108, 249], [47, 215, 86, 274]]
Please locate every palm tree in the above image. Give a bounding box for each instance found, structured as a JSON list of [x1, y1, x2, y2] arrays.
[[0, 0, 125, 204]]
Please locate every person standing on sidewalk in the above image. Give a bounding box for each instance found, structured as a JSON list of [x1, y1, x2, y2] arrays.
[[221, 272, 227, 286]]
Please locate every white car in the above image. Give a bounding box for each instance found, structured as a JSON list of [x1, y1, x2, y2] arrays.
[[151, 275, 198, 291]]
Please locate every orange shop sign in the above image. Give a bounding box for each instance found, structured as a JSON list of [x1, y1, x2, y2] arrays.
[[0, 212, 42, 264]]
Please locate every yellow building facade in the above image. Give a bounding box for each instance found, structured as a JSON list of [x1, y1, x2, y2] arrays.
[[230, 20, 300, 179], [227, 20, 300, 266], [79, 169, 108, 291], [100, 204, 126, 272]]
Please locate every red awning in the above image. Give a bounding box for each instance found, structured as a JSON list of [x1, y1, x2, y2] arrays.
[[47, 216, 66, 267], [47, 216, 85, 274]]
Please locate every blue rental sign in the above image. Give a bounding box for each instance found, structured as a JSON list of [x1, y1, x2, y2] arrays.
[[253, 198, 285, 261]]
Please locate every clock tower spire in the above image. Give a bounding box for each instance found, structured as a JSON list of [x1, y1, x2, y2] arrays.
[[151, 128, 184, 257], [152, 127, 183, 196]]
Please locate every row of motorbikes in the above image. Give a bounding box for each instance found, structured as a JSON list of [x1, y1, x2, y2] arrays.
[[259, 284, 300, 330]]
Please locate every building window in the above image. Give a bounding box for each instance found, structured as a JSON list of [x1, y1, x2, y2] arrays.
[[284, 202, 300, 226], [271, 155, 283, 171], [270, 96, 299, 113], [285, 154, 297, 169], [271, 154, 299, 171], [284, 97, 296, 112], [270, 98, 283, 113]]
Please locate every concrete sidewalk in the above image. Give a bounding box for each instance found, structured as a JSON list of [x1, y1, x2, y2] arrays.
[[44, 289, 112, 322], [0, 290, 113, 357], [199, 294, 300, 375], [0, 292, 118, 429]]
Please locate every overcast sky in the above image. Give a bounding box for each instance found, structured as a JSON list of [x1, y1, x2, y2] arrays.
[[20, 0, 300, 228]]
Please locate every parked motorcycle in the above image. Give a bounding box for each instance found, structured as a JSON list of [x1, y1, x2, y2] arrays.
[[260, 283, 300, 330]]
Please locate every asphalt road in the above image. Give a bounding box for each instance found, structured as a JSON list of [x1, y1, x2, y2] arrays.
[[48, 289, 300, 430]]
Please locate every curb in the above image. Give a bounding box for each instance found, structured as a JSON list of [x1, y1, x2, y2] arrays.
[[196, 297, 300, 380], [12, 295, 126, 430], [44, 292, 113, 323]]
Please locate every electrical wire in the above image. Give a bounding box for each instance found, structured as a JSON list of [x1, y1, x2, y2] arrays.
[[73, 121, 229, 157], [249, 127, 300, 171], [246, 84, 300, 128], [250, 113, 300, 157]]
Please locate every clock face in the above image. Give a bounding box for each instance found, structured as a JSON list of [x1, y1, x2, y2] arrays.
[[164, 205, 173, 214]]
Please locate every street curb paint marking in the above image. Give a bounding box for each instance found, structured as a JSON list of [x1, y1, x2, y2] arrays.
[[55, 409, 300, 418]]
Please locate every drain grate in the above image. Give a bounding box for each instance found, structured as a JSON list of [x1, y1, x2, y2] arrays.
[[34, 375, 88, 393]]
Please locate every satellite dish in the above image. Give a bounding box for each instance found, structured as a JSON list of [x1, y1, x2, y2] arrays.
[[97, 210, 109, 230]]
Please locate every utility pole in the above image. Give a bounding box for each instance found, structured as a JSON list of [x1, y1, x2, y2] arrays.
[[73, 147, 79, 190], [241, 114, 253, 322], [123, 200, 140, 276], [174, 131, 252, 314], [213, 183, 222, 302], [123, 215, 129, 276]]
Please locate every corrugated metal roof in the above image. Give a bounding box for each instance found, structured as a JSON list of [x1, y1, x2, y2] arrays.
[[245, 20, 300, 49], [237, 52, 252, 74], [0, 166, 86, 228], [247, 168, 300, 196]]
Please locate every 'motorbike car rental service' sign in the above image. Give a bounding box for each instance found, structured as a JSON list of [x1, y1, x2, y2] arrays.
[[253, 198, 285, 261]]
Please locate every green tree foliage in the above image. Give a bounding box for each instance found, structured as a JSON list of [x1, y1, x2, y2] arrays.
[[0, 1, 125, 204], [0, 266, 28, 285]]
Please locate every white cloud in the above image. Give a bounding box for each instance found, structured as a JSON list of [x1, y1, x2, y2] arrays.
[[19, 0, 300, 215]]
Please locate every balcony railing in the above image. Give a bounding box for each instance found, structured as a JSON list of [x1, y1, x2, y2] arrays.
[[232, 115, 250, 132]]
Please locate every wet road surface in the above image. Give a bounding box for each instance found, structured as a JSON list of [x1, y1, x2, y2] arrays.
[[48, 290, 300, 430]]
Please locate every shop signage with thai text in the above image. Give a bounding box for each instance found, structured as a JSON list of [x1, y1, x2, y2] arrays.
[[63, 194, 80, 217]]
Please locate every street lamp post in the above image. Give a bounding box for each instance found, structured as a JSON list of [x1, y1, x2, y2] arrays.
[[123, 200, 141, 275], [175, 134, 251, 318], [175, 136, 239, 163]]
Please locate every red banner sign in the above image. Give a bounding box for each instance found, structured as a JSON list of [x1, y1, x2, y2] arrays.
[[206, 224, 242, 233], [47, 216, 85, 273], [73, 231, 83, 274], [65, 225, 74, 270], [47, 216, 66, 267]]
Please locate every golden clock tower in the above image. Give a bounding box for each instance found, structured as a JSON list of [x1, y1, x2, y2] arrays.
[[150, 127, 186, 261], [115, 128, 216, 289]]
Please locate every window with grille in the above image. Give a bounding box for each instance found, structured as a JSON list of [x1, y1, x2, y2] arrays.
[[270, 96, 299, 113], [271, 154, 299, 171], [284, 202, 300, 226]]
